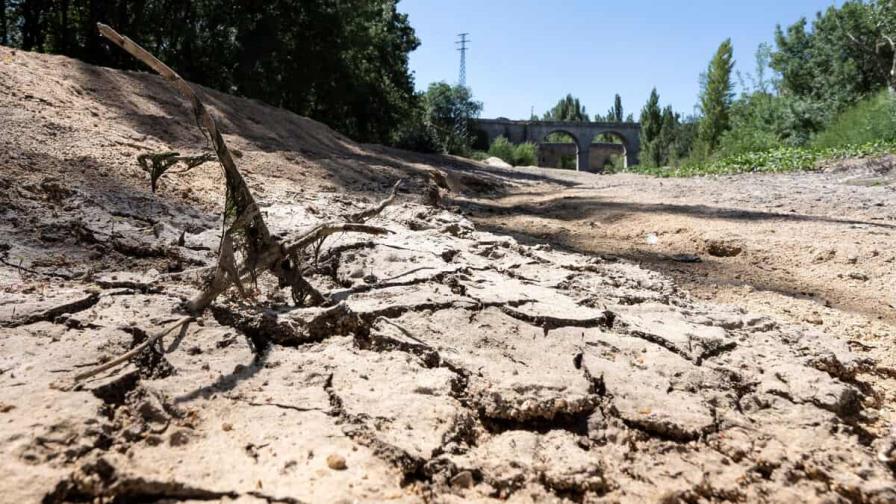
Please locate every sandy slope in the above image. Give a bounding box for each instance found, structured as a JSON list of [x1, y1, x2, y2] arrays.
[[1, 47, 895, 503]]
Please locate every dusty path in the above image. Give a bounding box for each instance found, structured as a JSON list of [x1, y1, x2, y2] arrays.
[[2, 47, 896, 503]]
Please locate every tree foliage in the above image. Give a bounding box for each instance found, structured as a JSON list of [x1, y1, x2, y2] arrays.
[[638, 89, 692, 167], [639, 88, 663, 166], [698, 38, 735, 154], [486, 136, 537, 166], [418, 82, 483, 155], [543, 94, 589, 122], [607, 94, 624, 122], [812, 89, 896, 148], [2, 0, 420, 145]]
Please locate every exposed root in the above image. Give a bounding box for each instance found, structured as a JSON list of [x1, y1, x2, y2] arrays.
[[2, 291, 99, 328], [61, 316, 194, 388], [499, 304, 614, 334], [344, 179, 402, 223]]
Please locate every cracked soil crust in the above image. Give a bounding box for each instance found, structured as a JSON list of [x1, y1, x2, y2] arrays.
[[1, 47, 895, 503]]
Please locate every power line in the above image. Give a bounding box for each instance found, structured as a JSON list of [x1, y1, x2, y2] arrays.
[[456, 33, 469, 87]]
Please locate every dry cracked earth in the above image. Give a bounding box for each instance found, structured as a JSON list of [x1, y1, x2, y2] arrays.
[[1, 47, 896, 503]]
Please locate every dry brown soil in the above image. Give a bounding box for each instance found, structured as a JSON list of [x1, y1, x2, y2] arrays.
[[461, 162, 896, 419], [1, 47, 895, 503]]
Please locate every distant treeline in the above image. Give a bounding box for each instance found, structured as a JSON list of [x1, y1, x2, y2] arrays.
[[0, 0, 421, 145], [643, 0, 896, 168], [513, 0, 896, 171], [4, 1, 896, 167]]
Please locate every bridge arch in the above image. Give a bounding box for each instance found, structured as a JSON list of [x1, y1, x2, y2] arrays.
[[590, 130, 629, 172], [474, 118, 641, 172], [539, 129, 582, 170]]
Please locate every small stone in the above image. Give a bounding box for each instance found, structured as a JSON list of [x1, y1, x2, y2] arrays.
[[327, 453, 347, 470], [705, 239, 742, 257], [222, 422, 233, 432], [670, 253, 701, 263], [169, 430, 191, 447], [813, 249, 836, 262], [450, 470, 474, 489], [804, 314, 824, 325]]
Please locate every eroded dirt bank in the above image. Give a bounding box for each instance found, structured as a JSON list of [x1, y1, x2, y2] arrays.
[[2, 47, 895, 503]]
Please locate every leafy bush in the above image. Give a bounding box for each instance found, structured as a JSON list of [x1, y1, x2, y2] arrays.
[[813, 90, 896, 148], [628, 141, 896, 177], [484, 137, 539, 166], [717, 93, 827, 157], [391, 110, 441, 153], [487, 136, 516, 164], [512, 142, 538, 166]]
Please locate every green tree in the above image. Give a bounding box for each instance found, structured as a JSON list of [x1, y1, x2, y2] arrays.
[[419, 82, 483, 155], [0, 0, 7, 45], [771, 2, 891, 114], [655, 106, 679, 163], [542, 93, 588, 145], [698, 38, 735, 153], [718, 43, 826, 155], [512, 142, 538, 166], [543, 94, 589, 121], [639, 88, 663, 166], [3, 0, 421, 145], [857, 0, 896, 92], [607, 94, 623, 122]]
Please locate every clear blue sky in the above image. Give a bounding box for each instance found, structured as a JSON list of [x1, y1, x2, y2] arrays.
[[399, 0, 840, 120]]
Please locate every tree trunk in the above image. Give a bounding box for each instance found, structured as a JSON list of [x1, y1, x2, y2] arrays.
[[59, 0, 70, 53], [0, 0, 7, 46], [21, 0, 47, 51]]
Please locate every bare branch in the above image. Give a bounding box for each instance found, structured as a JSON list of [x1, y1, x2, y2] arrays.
[[97, 22, 273, 270], [345, 179, 403, 223], [285, 223, 391, 253], [70, 316, 194, 384]]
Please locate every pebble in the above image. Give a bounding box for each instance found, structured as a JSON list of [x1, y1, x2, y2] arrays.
[[327, 453, 347, 470], [450, 470, 474, 489]]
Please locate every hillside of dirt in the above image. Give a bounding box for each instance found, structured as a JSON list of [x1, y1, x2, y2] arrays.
[[1, 47, 895, 503]]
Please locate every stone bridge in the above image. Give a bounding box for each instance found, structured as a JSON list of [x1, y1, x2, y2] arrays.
[[474, 118, 641, 172]]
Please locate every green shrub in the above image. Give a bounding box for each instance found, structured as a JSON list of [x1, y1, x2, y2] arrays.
[[392, 118, 441, 153], [512, 142, 538, 166], [469, 150, 489, 161], [487, 136, 516, 164], [481, 138, 539, 166], [813, 90, 896, 148], [717, 93, 826, 157], [627, 141, 896, 177]]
